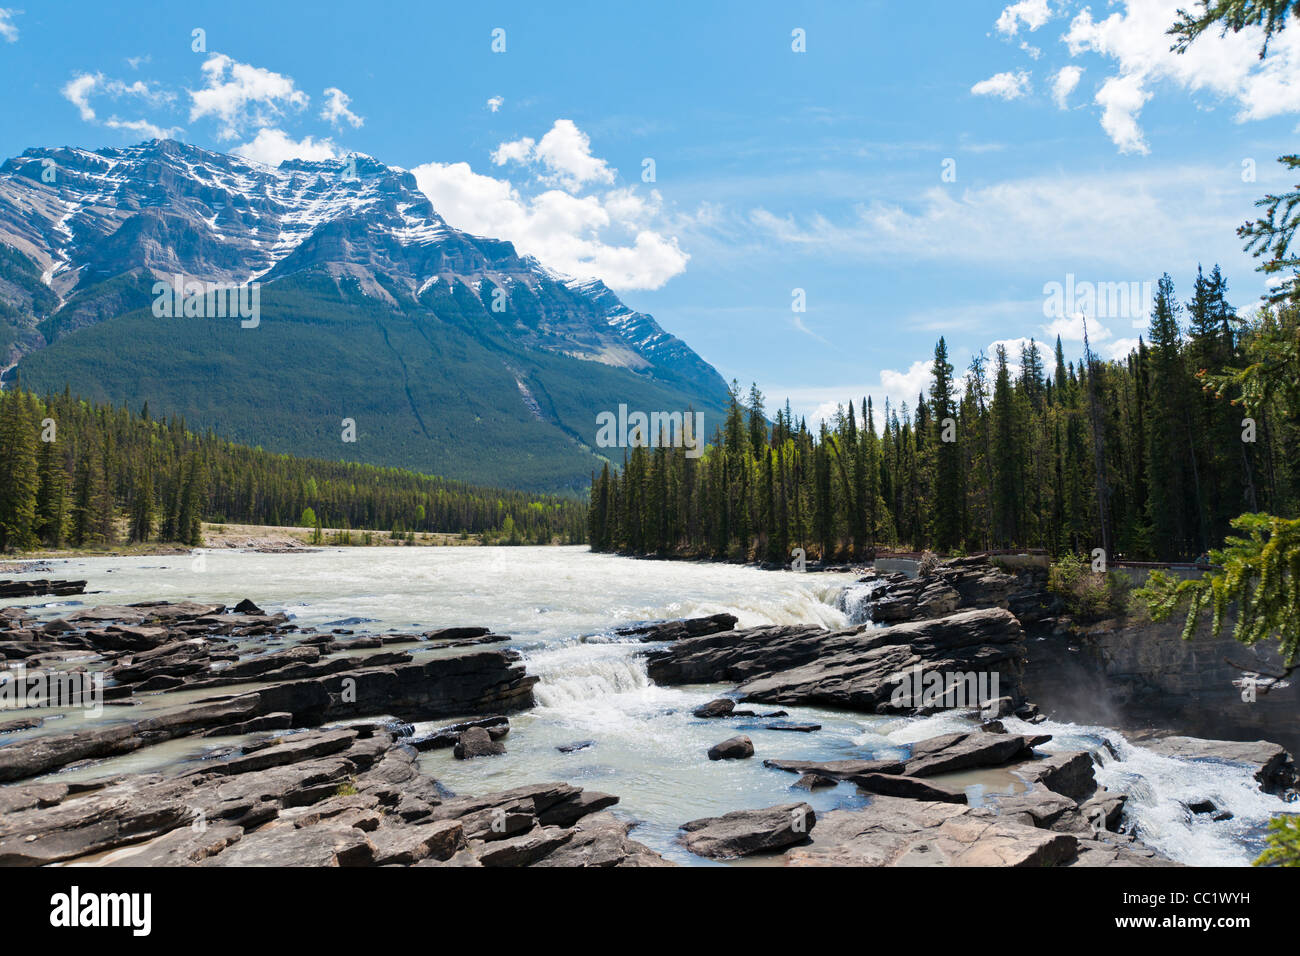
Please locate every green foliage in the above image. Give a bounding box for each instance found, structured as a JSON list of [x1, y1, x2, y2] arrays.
[[1048, 554, 1131, 621], [1169, 0, 1299, 58], [0, 385, 586, 551], [1238, 155, 1300, 302], [1255, 814, 1300, 866], [0, 388, 39, 551], [15, 275, 731, 494], [1141, 514, 1300, 663], [592, 268, 1297, 566]]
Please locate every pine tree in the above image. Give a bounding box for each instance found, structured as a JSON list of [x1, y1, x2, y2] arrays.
[[0, 387, 39, 551], [129, 467, 155, 543]]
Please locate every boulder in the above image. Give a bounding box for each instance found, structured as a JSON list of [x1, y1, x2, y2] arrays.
[[903, 732, 1049, 777], [453, 726, 506, 759], [615, 614, 738, 643], [680, 803, 816, 859], [707, 735, 754, 761], [692, 698, 736, 718]]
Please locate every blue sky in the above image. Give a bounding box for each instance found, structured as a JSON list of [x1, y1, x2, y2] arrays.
[[2, 0, 1298, 422]]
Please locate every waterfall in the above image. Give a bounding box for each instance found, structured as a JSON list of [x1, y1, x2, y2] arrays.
[[1013, 717, 1296, 866], [837, 578, 887, 626]]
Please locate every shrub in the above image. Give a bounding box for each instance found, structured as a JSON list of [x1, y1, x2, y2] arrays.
[[1048, 554, 1130, 620], [917, 550, 941, 578]]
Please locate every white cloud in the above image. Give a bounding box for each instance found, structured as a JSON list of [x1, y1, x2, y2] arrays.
[[104, 116, 181, 140], [1052, 64, 1083, 109], [1096, 73, 1152, 154], [0, 8, 19, 42], [320, 87, 363, 128], [996, 0, 1052, 36], [745, 163, 1247, 270], [1042, 312, 1113, 344], [412, 152, 688, 291], [62, 72, 177, 137], [232, 128, 340, 166], [880, 359, 933, 407], [1104, 336, 1141, 359], [486, 95, 503, 113], [188, 54, 309, 140], [972, 70, 1031, 100], [1062, 1, 1300, 151], [62, 73, 99, 121], [492, 119, 615, 189]]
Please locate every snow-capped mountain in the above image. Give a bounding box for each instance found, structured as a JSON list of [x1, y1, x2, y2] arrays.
[[0, 140, 721, 389], [0, 140, 732, 491]]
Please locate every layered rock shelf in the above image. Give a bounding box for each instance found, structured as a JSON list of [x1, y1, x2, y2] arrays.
[[645, 606, 1028, 714]]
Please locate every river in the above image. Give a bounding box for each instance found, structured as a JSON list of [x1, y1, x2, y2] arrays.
[[2, 545, 1290, 866]]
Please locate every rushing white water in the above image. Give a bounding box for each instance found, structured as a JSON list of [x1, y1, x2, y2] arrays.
[[2, 546, 1292, 865]]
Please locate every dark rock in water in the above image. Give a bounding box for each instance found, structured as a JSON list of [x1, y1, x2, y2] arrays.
[[850, 772, 967, 804], [1010, 751, 1098, 802], [0, 579, 87, 599], [987, 696, 1015, 717], [764, 758, 904, 779], [980, 720, 1007, 734], [646, 607, 1027, 715], [692, 698, 735, 718], [232, 598, 264, 615], [707, 735, 754, 761], [538, 790, 619, 827], [557, 740, 595, 754], [410, 716, 509, 751], [903, 732, 1050, 778], [423, 626, 491, 642], [453, 726, 506, 759], [1186, 799, 1218, 815], [1212, 810, 1234, 822], [766, 721, 821, 733], [680, 802, 816, 859], [760, 710, 788, 718], [793, 772, 838, 790], [615, 613, 738, 643]]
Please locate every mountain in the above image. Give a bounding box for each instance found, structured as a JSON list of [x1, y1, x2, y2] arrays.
[[0, 140, 732, 491]]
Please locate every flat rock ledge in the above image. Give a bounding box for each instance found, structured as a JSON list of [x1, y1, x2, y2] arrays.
[[646, 606, 1027, 714], [0, 724, 669, 868], [737, 729, 1177, 867], [0, 600, 537, 782]]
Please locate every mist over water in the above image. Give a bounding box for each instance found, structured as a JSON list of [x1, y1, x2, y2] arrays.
[[5, 546, 1290, 865]]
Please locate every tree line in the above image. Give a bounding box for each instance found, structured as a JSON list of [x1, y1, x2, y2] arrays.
[[588, 266, 1298, 565], [0, 384, 587, 552]]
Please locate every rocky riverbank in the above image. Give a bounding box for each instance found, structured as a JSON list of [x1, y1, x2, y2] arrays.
[[0, 552, 1294, 867]]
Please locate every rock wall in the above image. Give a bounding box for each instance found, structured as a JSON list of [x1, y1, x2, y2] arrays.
[[1022, 613, 1300, 755]]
